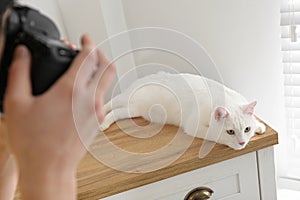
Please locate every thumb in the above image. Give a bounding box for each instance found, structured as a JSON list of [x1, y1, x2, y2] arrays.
[[5, 45, 32, 103]]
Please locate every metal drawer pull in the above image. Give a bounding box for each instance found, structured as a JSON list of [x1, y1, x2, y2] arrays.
[[184, 186, 214, 200]]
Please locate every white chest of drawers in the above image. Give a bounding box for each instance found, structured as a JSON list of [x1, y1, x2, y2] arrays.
[[103, 147, 275, 200]]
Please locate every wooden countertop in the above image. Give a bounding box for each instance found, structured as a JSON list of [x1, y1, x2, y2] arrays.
[[75, 117, 278, 200]]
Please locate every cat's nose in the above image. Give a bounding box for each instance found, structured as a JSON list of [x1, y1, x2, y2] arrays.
[[239, 142, 245, 146]]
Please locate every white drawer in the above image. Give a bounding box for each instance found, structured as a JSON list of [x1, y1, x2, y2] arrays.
[[102, 152, 260, 200]]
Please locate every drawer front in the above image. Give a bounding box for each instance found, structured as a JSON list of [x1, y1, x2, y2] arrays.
[[102, 152, 260, 200]]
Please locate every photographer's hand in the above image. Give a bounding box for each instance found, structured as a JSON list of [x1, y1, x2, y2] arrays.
[[4, 34, 115, 200]]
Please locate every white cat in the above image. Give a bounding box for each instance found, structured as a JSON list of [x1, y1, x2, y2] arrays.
[[100, 72, 266, 150]]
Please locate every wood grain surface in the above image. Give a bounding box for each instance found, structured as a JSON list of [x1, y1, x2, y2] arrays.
[[13, 117, 278, 200], [77, 118, 278, 199]]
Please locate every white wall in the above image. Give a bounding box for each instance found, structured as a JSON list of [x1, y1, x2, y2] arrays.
[[56, 0, 109, 46], [122, 0, 284, 130]]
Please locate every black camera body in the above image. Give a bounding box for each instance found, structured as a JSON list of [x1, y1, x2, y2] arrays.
[[0, 4, 78, 112]]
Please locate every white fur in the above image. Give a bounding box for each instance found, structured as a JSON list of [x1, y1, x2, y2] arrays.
[[100, 73, 265, 150]]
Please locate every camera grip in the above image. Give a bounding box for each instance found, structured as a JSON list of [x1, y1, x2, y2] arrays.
[[30, 44, 79, 95]]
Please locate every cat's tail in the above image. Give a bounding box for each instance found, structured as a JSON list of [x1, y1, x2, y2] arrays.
[[100, 95, 140, 131], [103, 94, 128, 114], [99, 107, 139, 131]]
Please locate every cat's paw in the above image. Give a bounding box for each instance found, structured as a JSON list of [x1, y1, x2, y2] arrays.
[[255, 121, 266, 134]]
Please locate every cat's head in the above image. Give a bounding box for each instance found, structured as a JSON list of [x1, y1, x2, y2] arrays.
[[213, 101, 257, 150]]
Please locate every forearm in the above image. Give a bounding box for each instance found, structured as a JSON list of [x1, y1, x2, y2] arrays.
[[0, 117, 18, 200], [0, 154, 18, 200], [19, 164, 77, 200]]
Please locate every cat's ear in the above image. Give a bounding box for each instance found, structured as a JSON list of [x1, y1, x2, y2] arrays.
[[214, 107, 230, 121], [243, 101, 257, 115]]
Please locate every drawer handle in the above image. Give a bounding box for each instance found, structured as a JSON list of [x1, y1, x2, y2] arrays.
[[184, 186, 214, 200]]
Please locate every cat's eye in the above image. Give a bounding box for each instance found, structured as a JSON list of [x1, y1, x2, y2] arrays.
[[244, 127, 251, 133], [226, 130, 235, 135]]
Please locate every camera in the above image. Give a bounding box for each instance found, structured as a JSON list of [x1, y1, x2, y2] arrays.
[[0, 3, 78, 112]]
